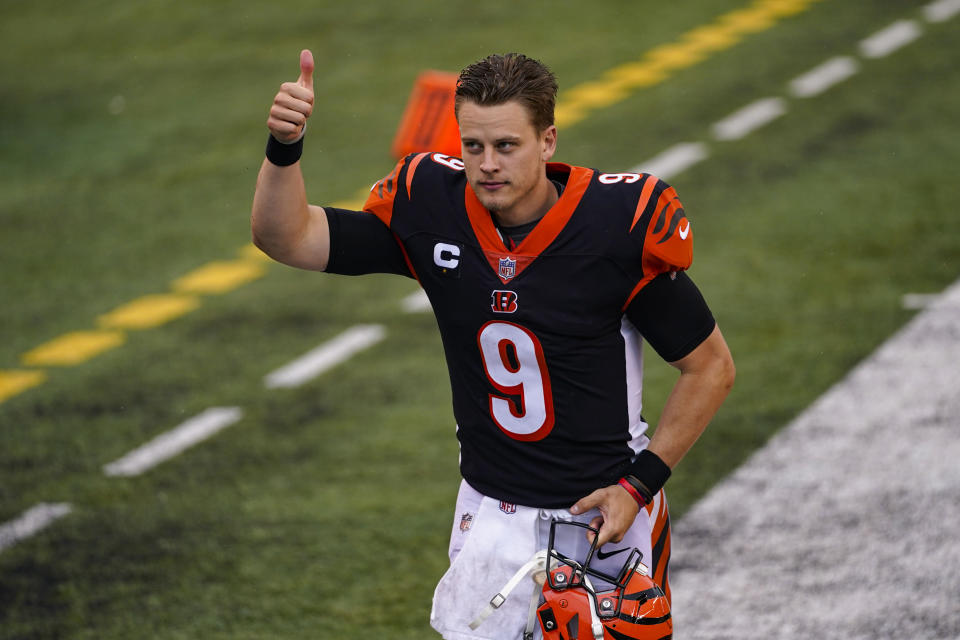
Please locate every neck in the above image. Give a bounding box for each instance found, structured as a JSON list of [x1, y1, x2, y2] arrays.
[[493, 176, 559, 227]]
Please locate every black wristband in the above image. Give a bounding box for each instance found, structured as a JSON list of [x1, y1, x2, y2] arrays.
[[265, 134, 304, 167], [624, 449, 672, 500]]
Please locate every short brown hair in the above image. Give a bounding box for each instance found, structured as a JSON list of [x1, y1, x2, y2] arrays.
[[454, 53, 558, 133]]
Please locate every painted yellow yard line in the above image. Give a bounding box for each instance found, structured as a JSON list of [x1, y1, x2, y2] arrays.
[[172, 260, 266, 295], [4, 252, 270, 401], [97, 294, 201, 331], [21, 331, 126, 367], [238, 243, 273, 262], [556, 0, 824, 127], [0, 370, 48, 404]]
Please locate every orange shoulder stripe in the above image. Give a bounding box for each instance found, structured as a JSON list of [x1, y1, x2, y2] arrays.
[[405, 152, 430, 200], [629, 174, 660, 232], [378, 162, 400, 200], [364, 156, 411, 226], [649, 187, 681, 238]]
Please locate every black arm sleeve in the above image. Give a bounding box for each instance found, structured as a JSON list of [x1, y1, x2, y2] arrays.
[[625, 271, 716, 362], [324, 207, 412, 277]]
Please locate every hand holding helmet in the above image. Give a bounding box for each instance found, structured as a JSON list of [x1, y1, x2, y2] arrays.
[[538, 520, 672, 640]]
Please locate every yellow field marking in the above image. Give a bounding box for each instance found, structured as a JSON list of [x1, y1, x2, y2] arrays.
[[719, 7, 777, 33], [0, 370, 48, 403], [238, 243, 272, 262], [97, 294, 201, 330], [683, 23, 744, 54], [21, 330, 126, 367], [555, 0, 824, 127], [5, 257, 270, 400], [172, 260, 267, 295]]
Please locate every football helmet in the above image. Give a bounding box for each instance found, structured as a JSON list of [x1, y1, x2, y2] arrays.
[[537, 520, 672, 640]]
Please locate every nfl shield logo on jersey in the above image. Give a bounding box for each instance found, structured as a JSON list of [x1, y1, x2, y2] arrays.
[[498, 257, 517, 281]]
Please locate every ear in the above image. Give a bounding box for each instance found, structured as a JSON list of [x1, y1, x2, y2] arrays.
[[541, 125, 558, 162]]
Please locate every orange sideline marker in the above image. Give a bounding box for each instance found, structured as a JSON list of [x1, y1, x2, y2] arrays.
[[391, 71, 461, 159]]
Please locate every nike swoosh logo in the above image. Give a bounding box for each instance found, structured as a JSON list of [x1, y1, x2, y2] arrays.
[[596, 547, 630, 560], [678, 221, 690, 240]]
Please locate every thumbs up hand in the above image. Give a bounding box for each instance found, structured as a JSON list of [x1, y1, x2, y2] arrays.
[[267, 49, 315, 143]]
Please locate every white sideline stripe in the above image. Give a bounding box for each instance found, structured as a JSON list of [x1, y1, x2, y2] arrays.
[[631, 142, 710, 180], [0, 503, 72, 552], [103, 407, 243, 477], [859, 20, 923, 58], [789, 56, 860, 98], [924, 0, 960, 22], [402, 289, 432, 313], [711, 97, 788, 141], [264, 324, 386, 389]]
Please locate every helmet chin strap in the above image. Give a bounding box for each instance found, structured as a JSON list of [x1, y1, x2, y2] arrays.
[[580, 574, 606, 640], [469, 550, 549, 633]]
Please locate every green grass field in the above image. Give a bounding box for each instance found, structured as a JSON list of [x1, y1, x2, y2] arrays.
[[2, 1, 959, 637]]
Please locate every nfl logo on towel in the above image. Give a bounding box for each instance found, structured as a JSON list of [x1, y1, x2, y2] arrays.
[[498, 257, 517, 281]]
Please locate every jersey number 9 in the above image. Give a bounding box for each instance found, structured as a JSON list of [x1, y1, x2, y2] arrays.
[[477, 321, 555, 441]]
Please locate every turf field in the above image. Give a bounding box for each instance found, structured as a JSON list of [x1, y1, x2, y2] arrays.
[[1, 0, 958, 637]]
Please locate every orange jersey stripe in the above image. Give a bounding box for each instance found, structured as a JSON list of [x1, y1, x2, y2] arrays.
[[648, 490, 672, 604], [378, 162, 400, 200], [629, 174, 660, 232], [649, 187, 681, 239], [405, 152, 430, 199], [364, 156, 411, 226]]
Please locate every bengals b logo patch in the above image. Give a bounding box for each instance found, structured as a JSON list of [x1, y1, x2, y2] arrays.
[[491, 290, 519, 314]]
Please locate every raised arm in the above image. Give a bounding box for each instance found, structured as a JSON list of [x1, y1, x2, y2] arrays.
[[251, 49, 331, 271]]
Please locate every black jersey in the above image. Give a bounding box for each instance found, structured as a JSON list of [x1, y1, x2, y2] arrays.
[[338, 153, 703, 508]]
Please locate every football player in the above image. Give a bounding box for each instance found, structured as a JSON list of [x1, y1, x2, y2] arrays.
[[252, 50, 735, 639]]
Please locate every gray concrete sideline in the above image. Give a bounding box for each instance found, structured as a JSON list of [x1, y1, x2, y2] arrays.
[[672, 279, 960, 639]]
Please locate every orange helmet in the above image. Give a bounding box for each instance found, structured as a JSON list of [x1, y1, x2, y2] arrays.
[[537, 520, 672, 640]]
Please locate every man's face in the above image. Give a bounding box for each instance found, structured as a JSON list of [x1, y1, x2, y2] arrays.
[[458, 99, 557, 224]]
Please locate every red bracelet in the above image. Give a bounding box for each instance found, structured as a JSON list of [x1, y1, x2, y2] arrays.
[[618, 477, 648, 507]]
